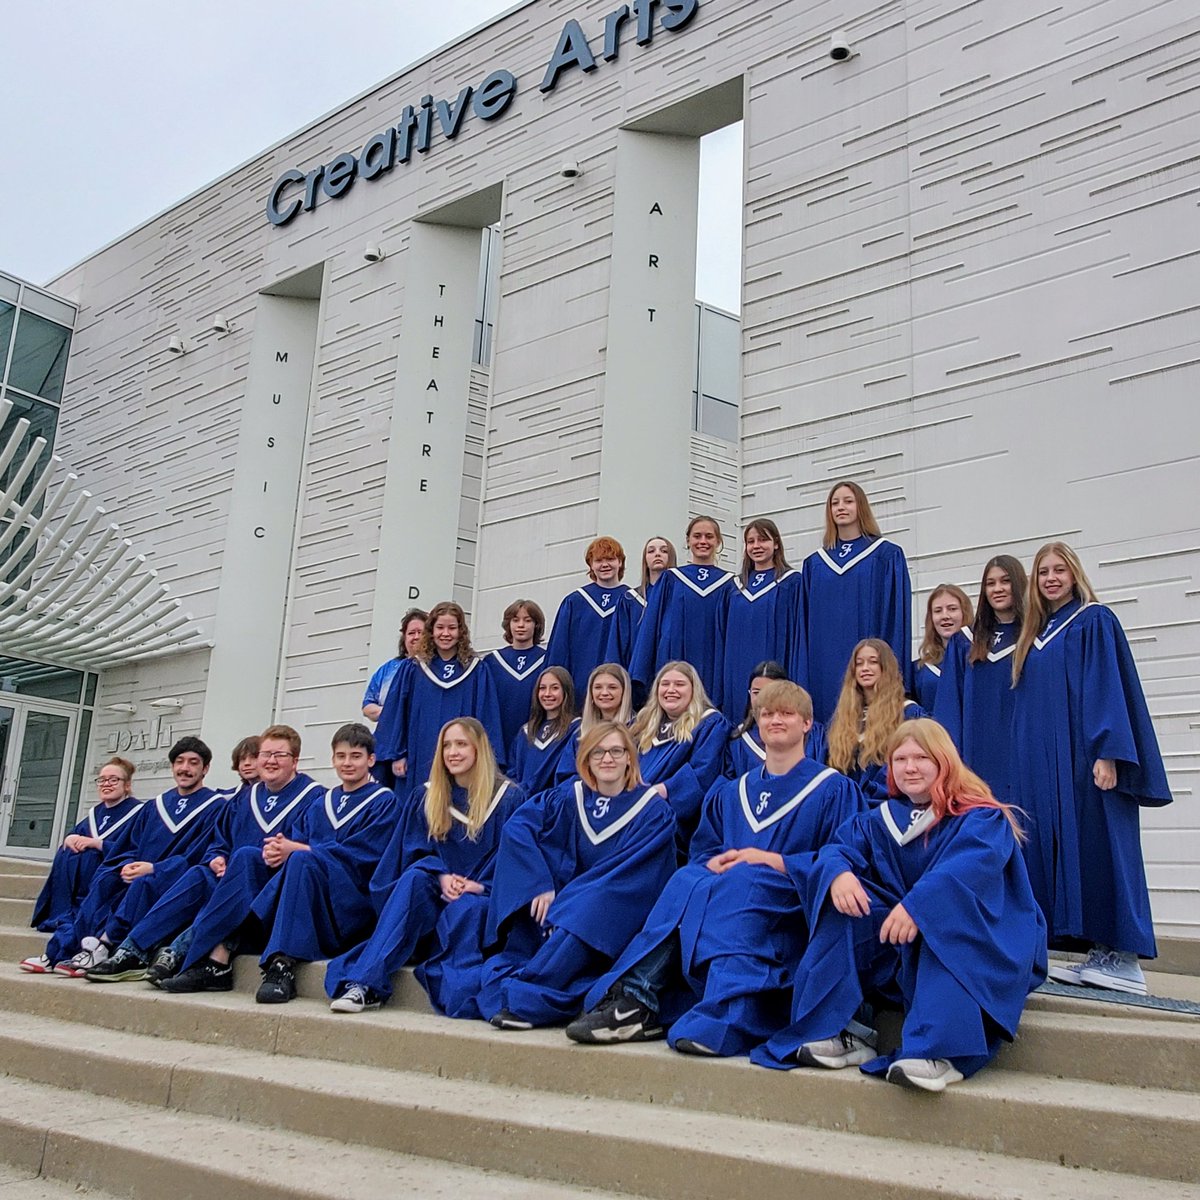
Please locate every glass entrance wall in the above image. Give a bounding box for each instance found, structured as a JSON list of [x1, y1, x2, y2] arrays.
[[3, 710, 71, 850], [0, 652, 98, 859], [0, 270, 76, 501]]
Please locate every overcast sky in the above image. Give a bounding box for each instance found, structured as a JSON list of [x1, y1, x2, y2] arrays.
[[0, 2, 741, 310]]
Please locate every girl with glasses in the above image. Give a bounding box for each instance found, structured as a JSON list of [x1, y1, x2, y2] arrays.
[[476, 721, 676, 1030]]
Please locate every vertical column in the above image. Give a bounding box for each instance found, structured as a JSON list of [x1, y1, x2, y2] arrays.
[[204, 294, 320, 756], [370, 223, 481, 664], [599, 130, 701, 549]]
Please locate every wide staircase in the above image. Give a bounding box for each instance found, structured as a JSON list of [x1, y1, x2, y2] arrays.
[[0, 856, 1198, 1200]]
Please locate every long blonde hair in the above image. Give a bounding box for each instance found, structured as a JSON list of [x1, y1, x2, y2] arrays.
[[630, 661, 714, 752], [581, 663, 632, 732], [887, 720, 1025, 842], [1012, 542, 1099, 685], [827, 639, 908, 773], [916, 584, 974, 669], [424, 718, 503, 842]]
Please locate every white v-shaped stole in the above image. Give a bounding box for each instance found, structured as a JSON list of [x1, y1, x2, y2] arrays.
[[575, 780, 658, 846], [881, 801, 937, 846], [738, 767, 836, 834], [154, 791, 221, 835]]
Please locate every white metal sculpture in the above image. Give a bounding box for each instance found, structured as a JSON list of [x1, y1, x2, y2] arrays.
[[0, 398, 207, 669]]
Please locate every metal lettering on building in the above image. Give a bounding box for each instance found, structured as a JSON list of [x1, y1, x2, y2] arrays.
[[265, 0, 700, 226]]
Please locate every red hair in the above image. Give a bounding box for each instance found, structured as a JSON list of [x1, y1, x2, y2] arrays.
[[585, 536, 626, 581], [886, 719, 1025, 841]]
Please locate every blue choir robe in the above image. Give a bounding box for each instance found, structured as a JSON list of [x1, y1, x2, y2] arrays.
[[252, 782, 398, 965], [629, 565, 735, 705], [44, 787, 224, 964], [484, 646, 547, 755], [123, 775, 321, 955], [638, 708, 732, 854], [586, 758, 867, 1056], [324, 779, 525, 1012], [605, 587, 648, 672], [801, 536, 913, 722], [715, 569, 807, 720], [933, 622, 1019, 801], [362, 656, 406, 711], [834, 700, 925, 803], [912, 628, 971, 712], [724, 721, 829, 780], [1010, 600, 1170, 958], [509, 718, 580, 797], [375, 654, 506, 795], [753, 800, 1047, 1076], [553, 723, 585, 785], [545, 582, 630, 694], [31, 797, 142, 934], [476, 780, 677, 1025]]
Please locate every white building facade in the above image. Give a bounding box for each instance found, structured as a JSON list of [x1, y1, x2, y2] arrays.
[[8, 0, 1195, 939]]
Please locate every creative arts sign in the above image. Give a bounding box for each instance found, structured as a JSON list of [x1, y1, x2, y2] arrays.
[[266, 0, 700, 226]]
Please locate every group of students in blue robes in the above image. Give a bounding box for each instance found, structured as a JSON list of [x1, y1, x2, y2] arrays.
[[23, 480, 1171, 1095], [361, 487, 1172, 1004], [24, 724, 399, 1006]]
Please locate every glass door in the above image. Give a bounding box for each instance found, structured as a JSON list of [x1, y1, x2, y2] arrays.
[[0, 702, 76, 857]]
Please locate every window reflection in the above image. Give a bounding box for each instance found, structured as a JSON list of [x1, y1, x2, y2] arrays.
[[8, 311, 71, 403]]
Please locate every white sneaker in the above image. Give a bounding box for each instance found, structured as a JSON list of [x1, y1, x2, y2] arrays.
[[887, 1058, 964, 1093], [19, 954, 52, 974], [54, 936, 109, 978], [1079, 948, 1147, 996], [796, 1030, 877, 1069], [329, 983, 382, 1013]]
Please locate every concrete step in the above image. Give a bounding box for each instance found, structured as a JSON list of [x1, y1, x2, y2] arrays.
[[2, 1017, 1200, 1200], [0, 929, 42, 962], [0, 878, 47, 902], [0, 1075, 635, 1200], [0, 1173, 119, 1200], [0, 998, 1198, 1188], [0, 860, 46, 879], [0, 899, 31, 924], [2, 961, 1198, 1096]]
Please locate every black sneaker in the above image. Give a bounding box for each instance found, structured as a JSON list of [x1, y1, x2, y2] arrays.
[[673, 1037, 717, 1056], [490, 1008, 534, 1031], [565, 989, 663, 1044], [145, 946, 182, 985], [85, 947, 149, 983], [158, 958, 234, 993], [256, 956, 297, 1005]]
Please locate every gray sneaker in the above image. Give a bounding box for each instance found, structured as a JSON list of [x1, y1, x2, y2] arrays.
[[1079, 948, 1147, 995], [886, 1058, 964, 1092], [796, 1030, 877, 1069]]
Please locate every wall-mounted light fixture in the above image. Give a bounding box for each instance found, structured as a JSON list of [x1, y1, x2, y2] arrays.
[[148, 697, 184, 712], [211, 314, 233, 334], [166, 335, 190, 355], [105, 702, 138, 715], [363, 245, 385, 263], [829, 30, 855, 60]]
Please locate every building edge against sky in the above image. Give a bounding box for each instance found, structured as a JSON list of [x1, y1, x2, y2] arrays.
[[2, 0, 1195, 939]]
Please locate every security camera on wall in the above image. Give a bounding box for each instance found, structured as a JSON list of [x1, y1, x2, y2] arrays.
[[829, 30, 853, 60], [559, 161, 582, 179]]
